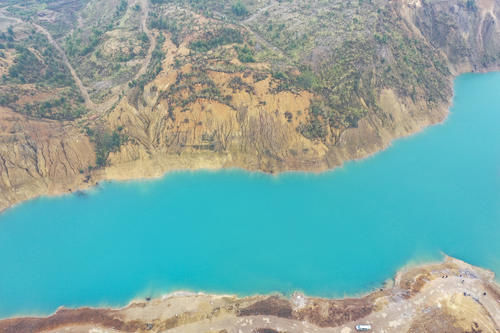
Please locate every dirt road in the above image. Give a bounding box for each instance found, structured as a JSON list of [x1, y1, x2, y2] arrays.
[[134, 0, 156, 80]]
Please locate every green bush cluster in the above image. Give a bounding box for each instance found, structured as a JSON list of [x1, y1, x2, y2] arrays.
[[160, 70, 232, 109], [86, 127, 125, 167], [0, 93, 19, 106], [231, 1, 248, 16], [189, 28, 243, 52], [149, 16, 181, 45], [21, 98, 87, 120], [465, 0, 477, 11], [6, 34, 74, 87], [234, 45, 255, 63]]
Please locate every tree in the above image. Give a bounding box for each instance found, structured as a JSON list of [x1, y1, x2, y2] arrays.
[[231, 1, 248, 17], [466, 0, 477, 11]]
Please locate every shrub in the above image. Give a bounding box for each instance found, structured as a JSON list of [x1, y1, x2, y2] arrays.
[[92, 129, 124, 168], [189, 28, 243, 52], [235, 45, 255, 63], [231, 1, 248, 16]]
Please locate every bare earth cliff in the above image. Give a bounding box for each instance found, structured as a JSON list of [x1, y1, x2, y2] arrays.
[[0, 0, 499, 211], [0, 257, 499, 333]]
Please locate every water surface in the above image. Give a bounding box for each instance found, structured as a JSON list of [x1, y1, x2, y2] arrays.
[[0, 72, 499, 318]]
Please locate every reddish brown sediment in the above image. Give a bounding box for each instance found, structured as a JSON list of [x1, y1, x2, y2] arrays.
[[1, 257, 498, 333]]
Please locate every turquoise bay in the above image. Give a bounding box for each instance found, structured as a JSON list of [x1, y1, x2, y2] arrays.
[[0, 73, 499, 318]]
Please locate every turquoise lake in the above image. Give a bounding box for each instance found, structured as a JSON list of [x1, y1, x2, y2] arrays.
[[0, 72, 499, 318]]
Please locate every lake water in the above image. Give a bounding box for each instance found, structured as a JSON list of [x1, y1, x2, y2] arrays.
[[0, 73, 499, 318]]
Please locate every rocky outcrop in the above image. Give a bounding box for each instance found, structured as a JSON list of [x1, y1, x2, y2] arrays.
[[404, 0, 500, 73]]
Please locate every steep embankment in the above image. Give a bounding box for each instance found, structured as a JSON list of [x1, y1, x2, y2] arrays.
[[0, 0, 499, 211], [0, 108, 95, 210], [95, 0, 500, 188], [0, 257, 498, 333]]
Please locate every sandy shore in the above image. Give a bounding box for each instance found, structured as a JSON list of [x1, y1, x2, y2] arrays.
[[1, 256, 498, 333]]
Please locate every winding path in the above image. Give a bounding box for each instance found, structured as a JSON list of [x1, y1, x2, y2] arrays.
[[239, 1, 285, 56], [243, 2, 277, 24], [32, 23, 97, 110], [134, 0, 156, 80]]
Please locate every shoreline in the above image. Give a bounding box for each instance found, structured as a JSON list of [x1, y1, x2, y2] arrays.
[[0, 253, 481, 320], [0, 70, 498, 214], [0, 92, 449, 215], [1, 256, 498, 332]]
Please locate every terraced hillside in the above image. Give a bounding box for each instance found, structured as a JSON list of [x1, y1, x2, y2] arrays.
[[0, 0, 499, 210]]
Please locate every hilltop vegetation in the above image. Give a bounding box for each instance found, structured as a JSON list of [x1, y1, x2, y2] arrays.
[[0, 0, 480, 125], [62, 0, 150, 102], [138, 0, 455, 141], [0, 24, 86, 120]]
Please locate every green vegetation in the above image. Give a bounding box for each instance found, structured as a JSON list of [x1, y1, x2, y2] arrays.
[[466, 0, 477, 11], [1, 0, 489, 154], [85, 127, 126, 167], [228, 76, 254, 93], [116, 0, 129, 17], [238, 0, 453, 138], [149, 17, 178, 32], [144, 0, 454, 140], [231, 1, 248, 16], [19, 96, 87, 120], [189, 28, 243, 53], [0, 29, 87, 120], [0, 93, 19, 106], [66, 27, 105, 57], [234, 45, 255, 63], [57, 0, 149, 101], [161, 70, 225, 109], [129, 33, 165, 91], [149, 14, 181, 45], [6, 36, 73, 86], [149, 0, 252, 19]]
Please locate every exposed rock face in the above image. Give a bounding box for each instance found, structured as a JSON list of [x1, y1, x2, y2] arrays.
[[410, 0, 500, 72], [0, 108, 95, 210], [0, 0, 499, 212], [0, 257, 498, 333]]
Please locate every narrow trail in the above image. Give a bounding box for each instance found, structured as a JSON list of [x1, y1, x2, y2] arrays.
[[212, 2, 285, 56], [241, 23, 284, 56], [134, 0, 156, 80], [239, 1, 286, 57], [0, 8, 96, 110], [243, 2, 277, 25], [31, 23, 97, 111]]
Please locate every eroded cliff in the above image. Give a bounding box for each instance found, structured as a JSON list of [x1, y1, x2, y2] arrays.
[[0, 0, 499, 211]]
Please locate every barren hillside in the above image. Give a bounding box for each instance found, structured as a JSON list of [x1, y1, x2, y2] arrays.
[[0, 0, 499, 211]]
